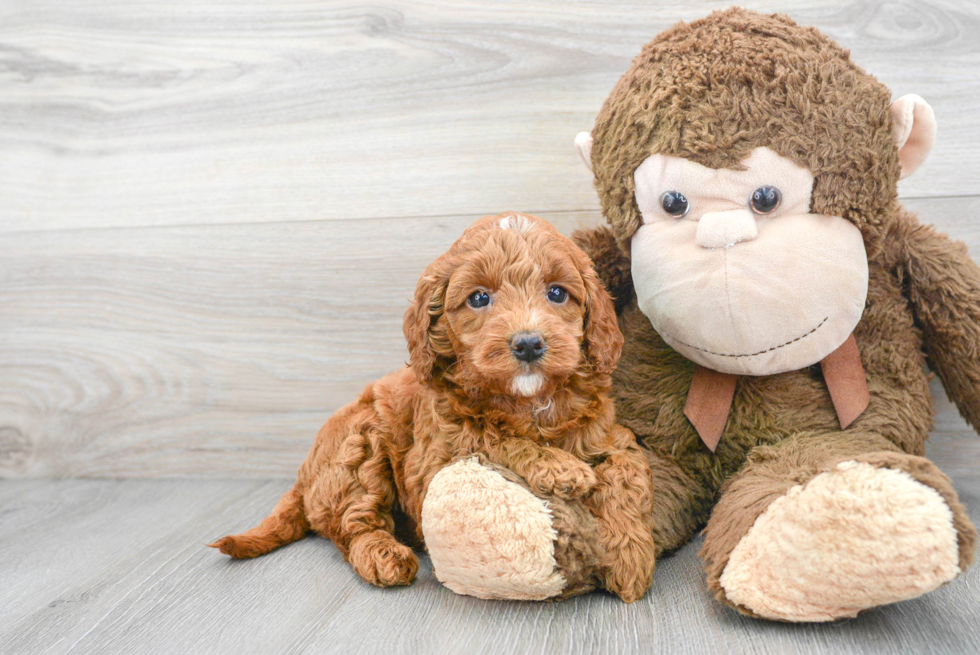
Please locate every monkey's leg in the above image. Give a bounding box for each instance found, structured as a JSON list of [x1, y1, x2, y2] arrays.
[[421, 456, 603, 601], [303, 406, 418, 588], [701, 430, 976, 622], [421, 446, 710, 601]]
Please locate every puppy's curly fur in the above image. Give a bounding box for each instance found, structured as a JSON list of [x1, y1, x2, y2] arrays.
[[209, 212, 655, 602]]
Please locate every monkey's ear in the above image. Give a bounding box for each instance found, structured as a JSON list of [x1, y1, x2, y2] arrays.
[[575, 132, 594, 173], [890, 94, 936, 180]]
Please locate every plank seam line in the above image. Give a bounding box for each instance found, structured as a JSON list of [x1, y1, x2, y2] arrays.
[[0, 195, 975, 238]]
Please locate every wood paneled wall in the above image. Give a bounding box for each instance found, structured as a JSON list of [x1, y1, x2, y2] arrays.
[[2, 1, 979, 477]]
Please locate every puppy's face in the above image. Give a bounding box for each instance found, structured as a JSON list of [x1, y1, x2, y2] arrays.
[[443, 217, 587, 397], [405, 213, 622, 399]]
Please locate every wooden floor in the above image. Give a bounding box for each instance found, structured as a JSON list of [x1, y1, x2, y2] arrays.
[[2, 1, 980, 653], [2, 438, 979, 655]]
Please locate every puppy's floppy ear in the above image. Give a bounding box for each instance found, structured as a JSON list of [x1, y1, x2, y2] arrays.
[[403, 262, 452, 382], [581, 265, 623, 375]]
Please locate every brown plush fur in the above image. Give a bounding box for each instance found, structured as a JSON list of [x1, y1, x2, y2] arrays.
[[590, 8, 900, 253], [210, 212, 656, 602], [572, 8, 979, 616], [699, 431, 976, 618]]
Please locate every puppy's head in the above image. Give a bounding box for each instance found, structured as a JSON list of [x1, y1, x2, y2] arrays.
[[404, 212, 622, 398]]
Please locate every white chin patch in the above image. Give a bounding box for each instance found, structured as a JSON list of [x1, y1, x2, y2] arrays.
[[511, 372, 544, 397]]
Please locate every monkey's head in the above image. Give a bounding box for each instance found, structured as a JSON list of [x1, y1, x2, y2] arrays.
[[575, 8, 936, 375]]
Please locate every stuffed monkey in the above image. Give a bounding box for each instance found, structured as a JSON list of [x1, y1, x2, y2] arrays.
[[420, 8, 978, 621]]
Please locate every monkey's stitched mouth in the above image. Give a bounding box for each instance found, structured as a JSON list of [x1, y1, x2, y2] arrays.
[[661, 316, 829, 359]]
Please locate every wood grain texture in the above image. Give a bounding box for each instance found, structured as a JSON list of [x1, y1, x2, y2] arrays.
[[0, 210, 600, 477], [4, 199, 980, 478], [0, 474, 977, 654], [0, 0, 978, 234]]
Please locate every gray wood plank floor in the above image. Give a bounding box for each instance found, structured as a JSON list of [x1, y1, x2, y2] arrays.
[[1, 444, 978, 655]]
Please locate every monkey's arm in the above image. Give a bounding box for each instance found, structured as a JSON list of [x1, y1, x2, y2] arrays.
[[897, 207, 980, 431], [572, 225, 634, 313]]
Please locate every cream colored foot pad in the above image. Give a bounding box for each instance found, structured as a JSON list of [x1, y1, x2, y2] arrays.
[[421, 457, 566, 601], [720, 460, 960, 622]]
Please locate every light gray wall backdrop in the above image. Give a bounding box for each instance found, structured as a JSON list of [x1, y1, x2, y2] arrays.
[[1, 0, 979, 478]]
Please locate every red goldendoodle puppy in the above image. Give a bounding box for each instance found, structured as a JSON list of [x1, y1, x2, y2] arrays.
[[210, 212, 655, 602]]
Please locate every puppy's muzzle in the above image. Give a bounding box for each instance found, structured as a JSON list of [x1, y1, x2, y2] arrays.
[[511, 332, 547, 363]]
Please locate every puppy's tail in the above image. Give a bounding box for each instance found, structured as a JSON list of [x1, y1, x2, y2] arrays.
[[208, 484, 310, 559]]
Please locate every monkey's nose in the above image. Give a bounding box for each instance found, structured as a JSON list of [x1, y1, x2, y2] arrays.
[[695, 209, 758, 249], [511, 332, 547, 363]]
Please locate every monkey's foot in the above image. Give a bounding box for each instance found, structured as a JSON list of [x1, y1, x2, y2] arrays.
[[421, 457, 601, 601], [719, 460, 962, 621]]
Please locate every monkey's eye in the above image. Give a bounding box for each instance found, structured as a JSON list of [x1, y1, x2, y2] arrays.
[[467, 290, 490, 309], [547, 286, 568, 304], [749, 186, 782, 215], [660, 191, 690, 217]]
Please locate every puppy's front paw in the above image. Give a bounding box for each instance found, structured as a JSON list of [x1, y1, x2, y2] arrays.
[[348, 530, 419, 588], [526, 460, 596, 500], [603, 535, 656, 603]]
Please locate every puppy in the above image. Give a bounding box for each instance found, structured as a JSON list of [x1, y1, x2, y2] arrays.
[[210, 212, 656, 602]]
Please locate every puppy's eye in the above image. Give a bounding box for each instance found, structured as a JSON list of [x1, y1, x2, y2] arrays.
[[660, 191, 689, 217], [467, 290, 490, 309], [547, 286, 568, 304], [749, 186, 781, 215]]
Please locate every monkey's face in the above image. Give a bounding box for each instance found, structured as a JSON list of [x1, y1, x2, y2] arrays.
[[629, 147, 868, 375], [574, 10, 938, 376]]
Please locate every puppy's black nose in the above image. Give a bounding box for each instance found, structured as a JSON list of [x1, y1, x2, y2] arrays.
[[511, 332, 547, 363]]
